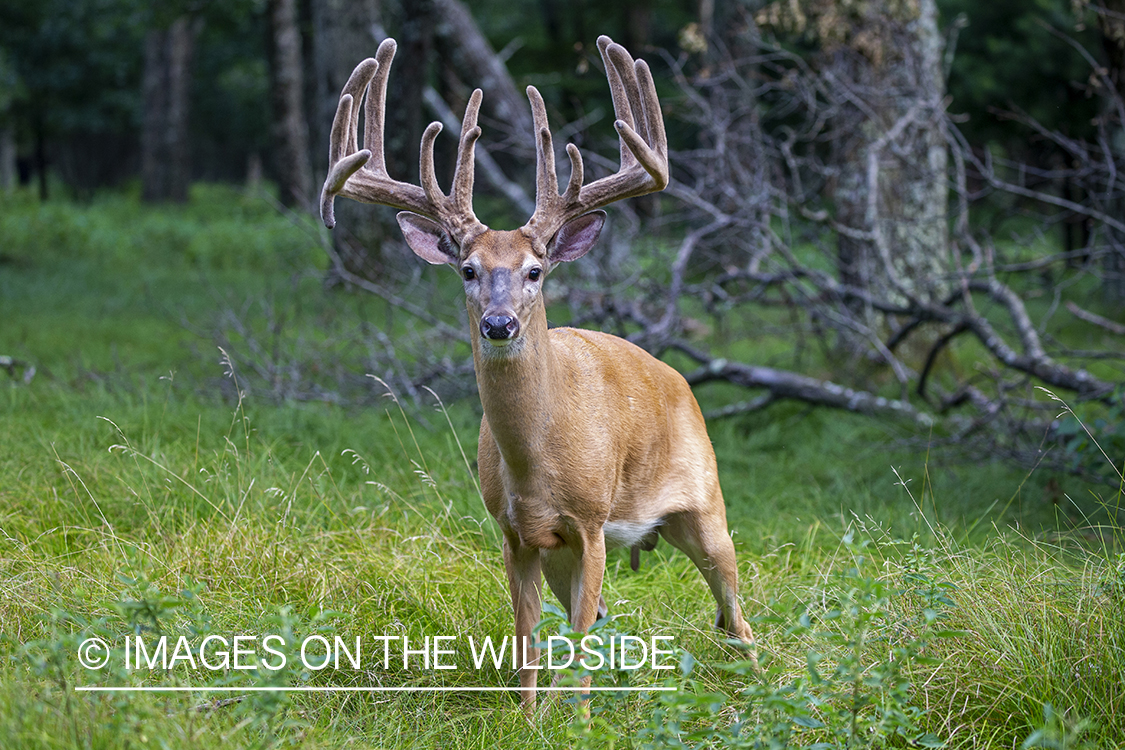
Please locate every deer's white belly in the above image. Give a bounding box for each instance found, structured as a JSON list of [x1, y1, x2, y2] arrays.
[[602, 519, 661, 549]]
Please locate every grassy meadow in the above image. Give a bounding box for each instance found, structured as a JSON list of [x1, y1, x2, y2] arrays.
[[0, 184, 1123, 748]]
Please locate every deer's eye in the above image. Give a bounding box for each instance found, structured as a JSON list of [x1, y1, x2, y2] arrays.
[[528, 268, 542, 282], [462, 266, 476, 281]]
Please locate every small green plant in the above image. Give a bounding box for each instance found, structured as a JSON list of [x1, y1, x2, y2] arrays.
[[13, 607, 115, 748], [533, 603, 650, 749], [1054, 386, 1125, 485], [792, 532, 950, 749], [113, 572, 206, 639], [1021, 704, 1096, 750], [1094, 552, 1125, 597], [632, 531, 958, 749]]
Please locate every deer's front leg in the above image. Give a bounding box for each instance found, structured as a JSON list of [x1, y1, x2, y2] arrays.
[[569, 528, 606, 698], [570, 529, 606, 633], [503, 535, 543, 711]]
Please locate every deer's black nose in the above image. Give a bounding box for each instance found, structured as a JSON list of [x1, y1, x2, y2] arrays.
[[481, 315, 519, 340]]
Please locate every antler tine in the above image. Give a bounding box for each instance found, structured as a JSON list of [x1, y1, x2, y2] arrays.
[[450, 89, 485, 218], [420, 121, 446, 208], [320, 39, 486, 246], [418, 88, 486, 243], [321, 59, 377, 228], [634, 58, 666, 170], [520, 35, 669, 248], [597, 36, 640, 166], [341, 58, 376, 160], [363, 38, 397, 176], [527, 85, 559, 202], [562, 143, 583, 201]]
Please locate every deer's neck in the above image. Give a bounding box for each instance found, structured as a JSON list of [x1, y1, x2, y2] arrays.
[[471, 309, 560, 477]]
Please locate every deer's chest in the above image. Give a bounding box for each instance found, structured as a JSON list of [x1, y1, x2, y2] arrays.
[[494, 462, 613, 552]]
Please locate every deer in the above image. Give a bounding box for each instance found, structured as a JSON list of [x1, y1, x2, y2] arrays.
[[319, 35, 757, 710]]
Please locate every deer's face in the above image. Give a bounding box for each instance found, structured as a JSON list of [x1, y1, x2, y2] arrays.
[[397, 211, 607, 358], [458, 230, 545, 354]]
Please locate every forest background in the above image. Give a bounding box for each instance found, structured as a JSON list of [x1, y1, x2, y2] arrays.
[[1, 1, 1124, 748]]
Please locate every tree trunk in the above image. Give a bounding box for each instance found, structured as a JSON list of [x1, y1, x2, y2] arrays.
[[141, 16, 197, 203], [310, 0, 398, 279], [140, 28, 167, 203], [539, 0, 563, 46], [384, 0, 433, 184], [1095, 0, 1125, 301], [433, 0, 533, 146], [34, 113, 47, 201], [0, 125, 15, 192], [310, 0, 381, 163], [832, 0, 948, 312], [166, 18, 195, 202], [268, 0, 313, 210], [621, 0, 653, 52]]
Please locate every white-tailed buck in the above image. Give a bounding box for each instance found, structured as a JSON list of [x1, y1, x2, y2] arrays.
[[320, 36, 756, 709]]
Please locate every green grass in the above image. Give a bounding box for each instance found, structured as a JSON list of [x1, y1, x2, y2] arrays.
[[0, 185, 1123, 748]]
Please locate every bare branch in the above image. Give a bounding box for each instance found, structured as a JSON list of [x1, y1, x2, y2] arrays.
[[1066, 301, 1125, 336], [685, 354, 934, 426]]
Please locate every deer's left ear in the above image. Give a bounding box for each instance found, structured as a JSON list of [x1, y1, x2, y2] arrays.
[[547, 210, 606, 264]]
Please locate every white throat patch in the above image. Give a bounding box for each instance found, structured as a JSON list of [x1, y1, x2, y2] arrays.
[[478, 335, 528, 360]]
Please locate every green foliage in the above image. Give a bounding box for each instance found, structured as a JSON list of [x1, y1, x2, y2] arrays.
[[9, 571, 360, 747], [0, 0, 147, 133], [551, 529, 1121, 750], [791, 533, 952, 749], [942, 0, 1103, 147], [0, 183, 320, 271], [1021, 704, 1098, 750], [1056, 387, 1125, 485], [624, 531, 958, 749], [1, 187, 1123, 747]]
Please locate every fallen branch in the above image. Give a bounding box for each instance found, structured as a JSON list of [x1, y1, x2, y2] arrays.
[[0, 355, 35, 384], [674, 343, 934, 426]]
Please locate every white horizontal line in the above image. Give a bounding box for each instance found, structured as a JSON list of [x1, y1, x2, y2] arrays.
[[75, 685, 676, 693]]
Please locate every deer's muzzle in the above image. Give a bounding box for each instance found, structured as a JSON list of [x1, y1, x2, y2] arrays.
[[481, 315, 519, 341]]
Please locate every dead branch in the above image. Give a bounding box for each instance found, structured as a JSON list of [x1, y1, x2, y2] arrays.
[[1067, 301, 1125, 336], [0, 355, 35, 384], [556, 25, 1125, 476], [678, 343, 934, 426]]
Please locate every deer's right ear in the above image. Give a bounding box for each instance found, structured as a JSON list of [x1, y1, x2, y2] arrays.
[[397, 212, 459, 265]]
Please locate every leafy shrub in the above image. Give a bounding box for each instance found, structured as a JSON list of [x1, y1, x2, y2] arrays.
[[1057, 387, 1125, 485], [547, 532, 963, 749]]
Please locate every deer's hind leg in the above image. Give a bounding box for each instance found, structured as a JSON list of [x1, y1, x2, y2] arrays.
[[659, 505, 757, 649]]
